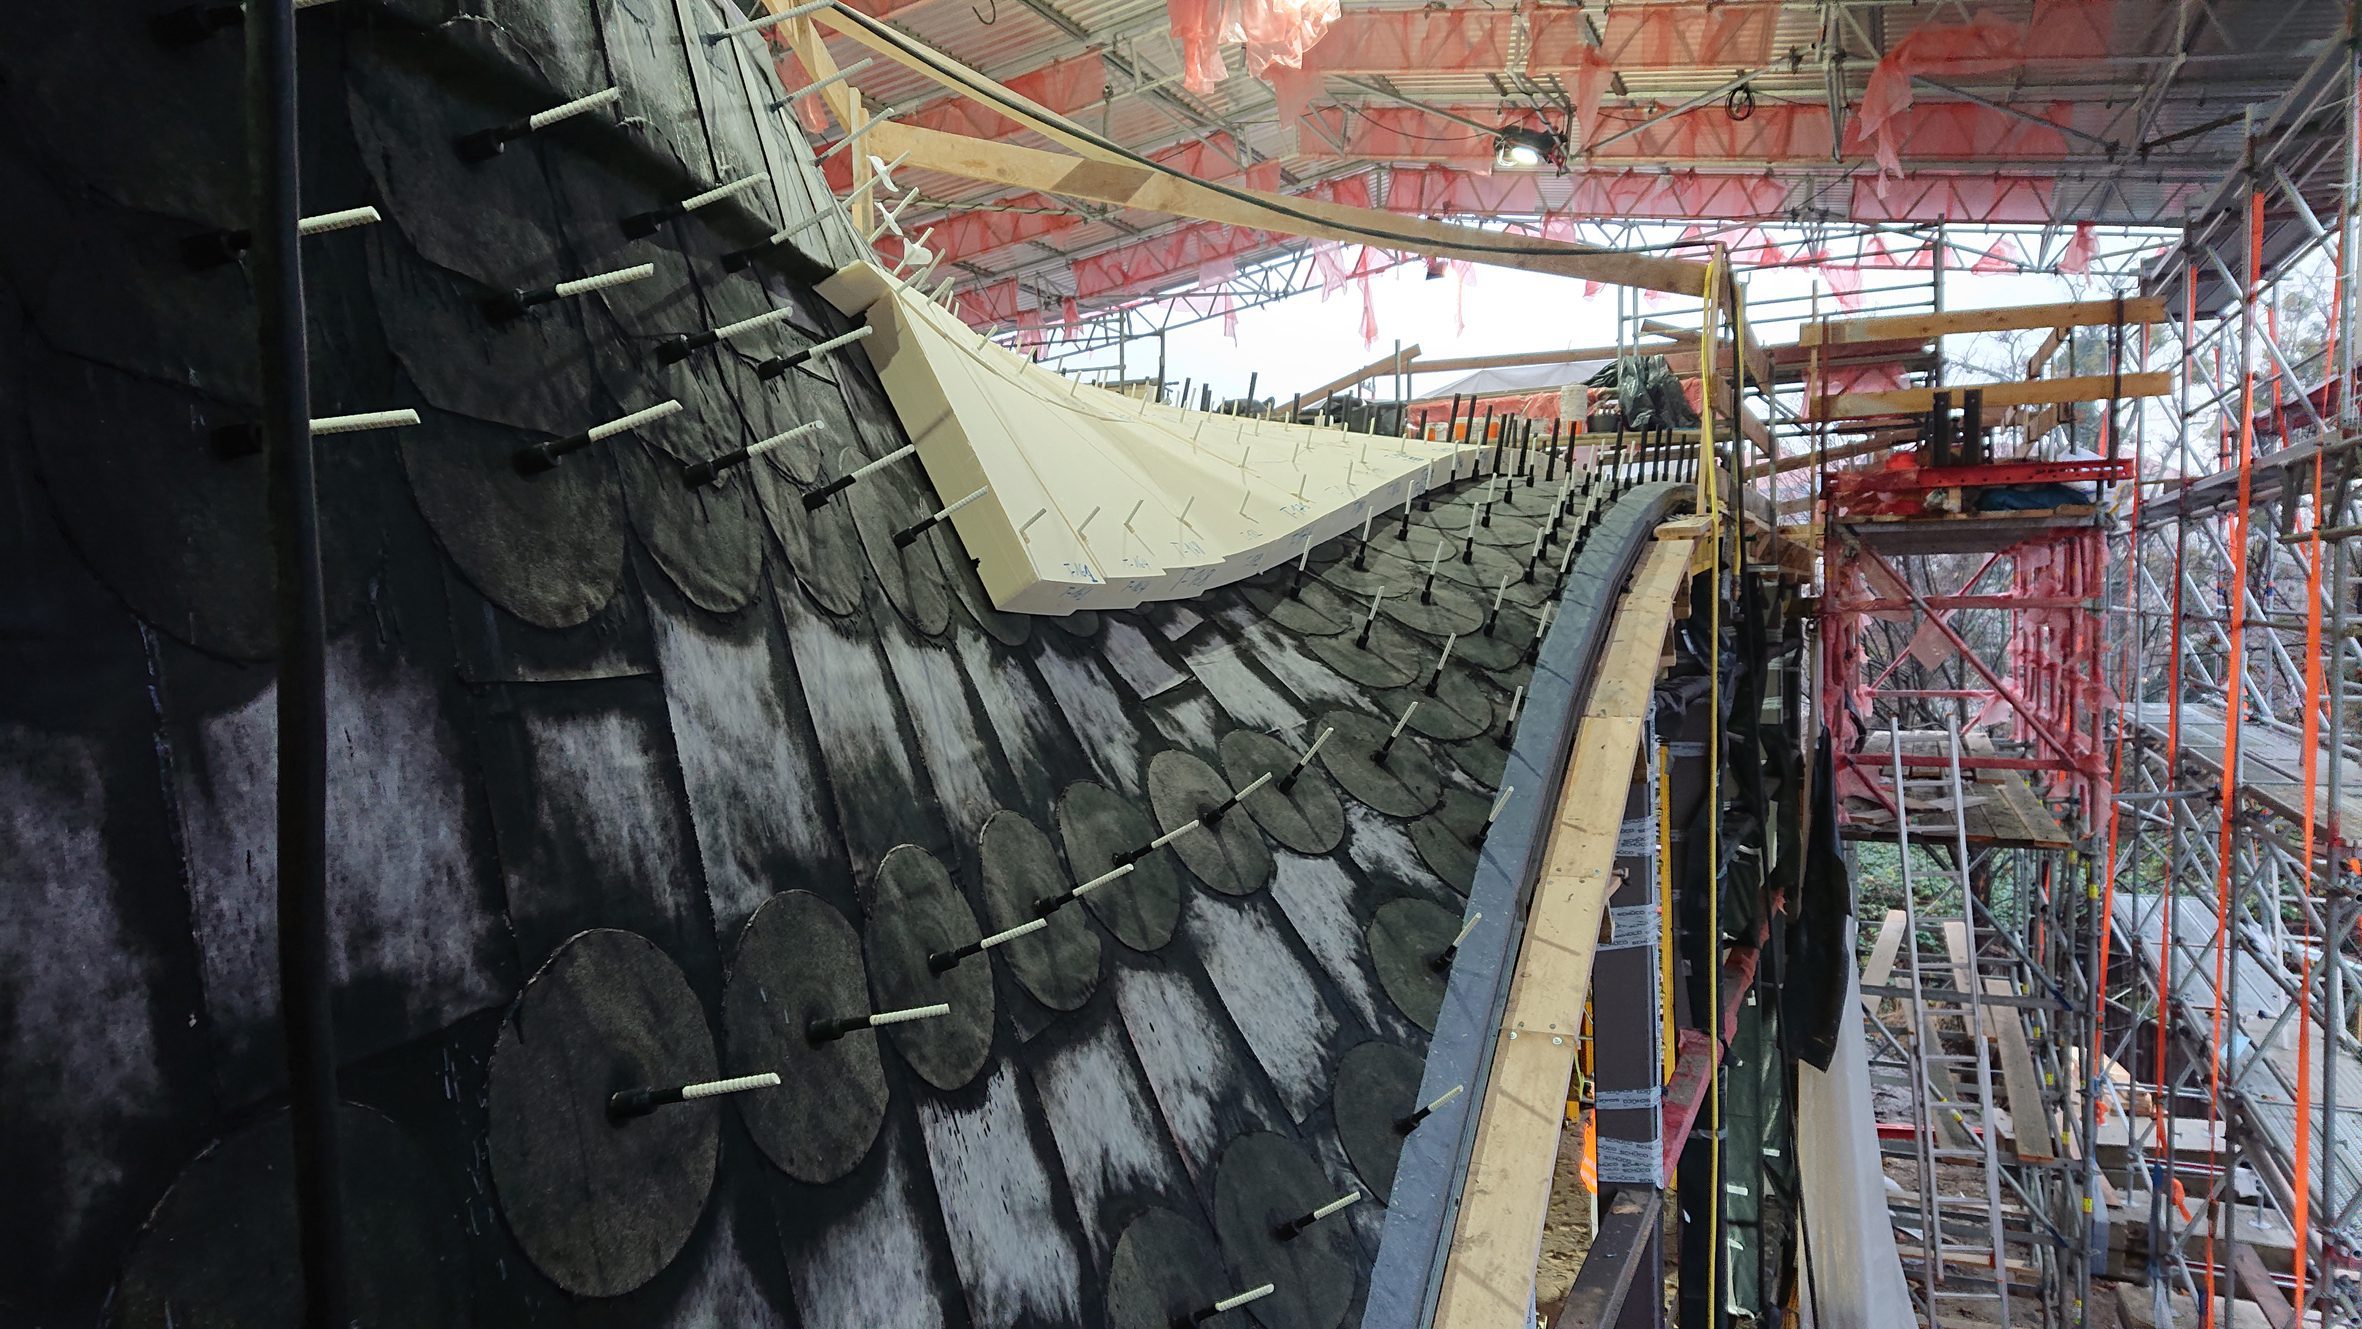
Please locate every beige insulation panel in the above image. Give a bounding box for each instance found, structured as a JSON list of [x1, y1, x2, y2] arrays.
[[820, 260, 1501, 615]]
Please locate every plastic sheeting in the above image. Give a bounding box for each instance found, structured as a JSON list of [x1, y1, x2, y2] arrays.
[[1795, 938, 1919, 1329], [1856, 1, 2114, 178], [1064, 175, 1372, 303], [1167, 0, 1340, 94], [1586, 356, 1696, 431], [902, 51, 1106, 141], [1288, 6, 1771, 78], [864, 134, 1275, 273], [1850, 174, 2058, 224], [1385, 166, 1791, 222]]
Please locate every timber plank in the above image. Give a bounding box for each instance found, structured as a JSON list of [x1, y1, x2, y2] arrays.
[[1810, 371, 2171, 420], [1799, 297, 2168, 347]]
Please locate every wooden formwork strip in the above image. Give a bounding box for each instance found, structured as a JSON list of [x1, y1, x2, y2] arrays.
[[1432, 538, 1693, 1329]]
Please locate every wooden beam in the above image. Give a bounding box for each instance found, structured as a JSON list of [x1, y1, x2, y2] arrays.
[[1809, 371, 2171, 421], [815, 9, 1709, 294], [1408, 344, 1662, 377], [1297, 344, 1420, 406], [1799, 296, 2168, 347], [1709, 377, 1774, 456], [758, 4, 876, 234], [1550, 1190, 1662, 1329], [2229, 1242, 2297, 1329], [2026, 324, 2069, 377], [1433, 538, 1692, 1329], [1746, 430, 1911, 479]]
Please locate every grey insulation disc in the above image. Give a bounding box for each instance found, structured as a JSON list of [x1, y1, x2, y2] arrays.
[[1046, 609, 1102, 638], [1306, 617, 1425, 690], [1219, 729, 1346, 856], [749, 450, 868, 618], [1312, 543, 1418, 598], [1056, 781, 1183, 953], [1495, 563, 1566, 610], [1471, 504, 1550, 547], [1242, 576, 1353, 636], [864, 845, 994, 1091], [111, 1104, 463, 1327], [1333, 1042, 1426, 1203], [844, 446, 954, 637], [1314, 709, 1442, 819], [1410, 788, 1493, 895], [616, 437, 763, 614], [1211, 1132, 1358, 1329], [724, 892, 887, 1183], [1448, 608, 1537, 673], [1369, 898, 1461, 1032], [1379, 574, 1486, 638], [1380, 668, 1491, 742], [978, 810, 1100, 1010], [487, 929, 720, 1297], [401, 405, 626, 630], [1105, 1208, 1237, 1329], [1147, 749, 1274, 897], [1448, 728, 1512, 791], [1430, 539, 1529, 590], [28, 349, 383, 660], [945, 545, 1032, 647]]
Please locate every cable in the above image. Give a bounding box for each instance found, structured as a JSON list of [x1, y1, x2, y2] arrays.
[[249, 0, 347, 1323]]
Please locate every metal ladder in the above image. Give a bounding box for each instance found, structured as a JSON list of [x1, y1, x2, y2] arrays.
[[1873, 719, 2022, 1327]]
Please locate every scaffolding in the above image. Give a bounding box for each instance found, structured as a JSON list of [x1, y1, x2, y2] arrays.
[[2106, 31, 2362, 1326]]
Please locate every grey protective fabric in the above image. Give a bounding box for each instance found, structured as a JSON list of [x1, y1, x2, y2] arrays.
[[1795, 930, 1918, 1329]]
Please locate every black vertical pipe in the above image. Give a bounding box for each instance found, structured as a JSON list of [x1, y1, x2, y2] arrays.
[[252, 3, 346, 1325]]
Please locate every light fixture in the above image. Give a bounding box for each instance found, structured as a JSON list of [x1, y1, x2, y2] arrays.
[[1493, 125, 1563, 171]]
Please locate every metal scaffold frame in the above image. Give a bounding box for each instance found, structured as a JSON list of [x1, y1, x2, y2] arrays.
[[2109, 16, 2362, 1328]]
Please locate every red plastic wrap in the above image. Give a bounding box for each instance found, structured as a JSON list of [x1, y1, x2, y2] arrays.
[[1168, 0, 1341, 95], [903, 52, 1106, 141]]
